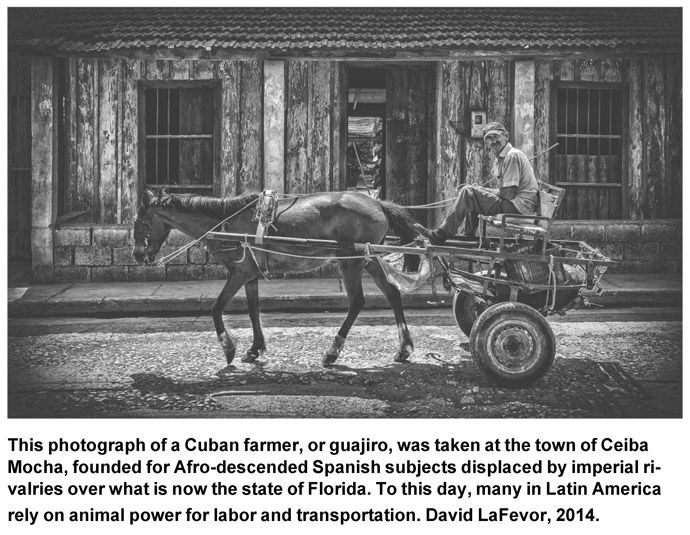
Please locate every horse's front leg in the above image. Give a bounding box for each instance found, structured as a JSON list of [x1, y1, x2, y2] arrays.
[[364, 259, 414, 363], [242, 277, 266, 363], [212, 273, 248, 366]]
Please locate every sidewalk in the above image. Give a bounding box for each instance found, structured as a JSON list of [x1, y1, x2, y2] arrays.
[[6, 273, 683, 317]]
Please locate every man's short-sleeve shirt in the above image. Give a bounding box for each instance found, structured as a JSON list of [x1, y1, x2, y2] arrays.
[[493, 143, 539, 215]]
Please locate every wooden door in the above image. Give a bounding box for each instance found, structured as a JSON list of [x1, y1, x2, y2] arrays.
[[8, 51, 32, 261], [385, 67, 431, 221]]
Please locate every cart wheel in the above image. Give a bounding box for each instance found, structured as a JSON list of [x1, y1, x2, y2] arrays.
[[470, 302, 556, 386], [452, 291, 486, 337]]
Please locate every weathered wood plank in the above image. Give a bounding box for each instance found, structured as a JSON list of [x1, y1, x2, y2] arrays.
[[31, 56, 56, 274], [332, 62, 348, 192], [192, 60, 215, 80], [63, 59, 79, 214], [386, 68, 408, 203], [218, 61, 239, 197], [565, 156, 579, 219], [170, 60, 191, 80], [666, 55, 682, 219], [144, 59, 169, 80], [486, 59, 509, 184], [263, 60, 285, 192], [99, 59, 119, 223], [586, 155, 600, 219], [437, 61, 464, 225], [120, 59, 141, 223], [559, 59, 577, 82], [601, 59, 623, 83], [406, 67, 429, 214], [285, 60, 309, 194], [609, 156, 622, 218], [578, 59, 601, 82], [643, 58, 666, 219], [534, 60, 553, 182], [238, 60, 262, 193], [9, 52, 32, 260], [625, 59, 644, 219], [513, 59, 535, 159], [599, 156, 610, 219], [464, 62, 484, 188], [77, 58, 96, 220], [427, 63, 439, 227], [310, 62, 332, 192]]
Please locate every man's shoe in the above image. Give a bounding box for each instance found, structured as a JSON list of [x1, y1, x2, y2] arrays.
[[428, 228, 449, 245], [413, 223, 448, 245]]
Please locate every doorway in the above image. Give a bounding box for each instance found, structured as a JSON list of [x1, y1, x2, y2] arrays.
[[347, 68, 386, 196], [346, 65, 433, 222]]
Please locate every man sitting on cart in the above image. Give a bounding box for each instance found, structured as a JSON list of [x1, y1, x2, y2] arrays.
[[420, 122, 539, 245]]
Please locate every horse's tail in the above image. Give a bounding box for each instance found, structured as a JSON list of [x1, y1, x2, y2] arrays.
[[379, 200, 422, 272]]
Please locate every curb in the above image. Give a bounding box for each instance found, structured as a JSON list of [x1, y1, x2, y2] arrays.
[[7, 289, 681, 317]]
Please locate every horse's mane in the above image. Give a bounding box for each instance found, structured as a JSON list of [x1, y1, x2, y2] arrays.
[[151, 190, 261, 218]]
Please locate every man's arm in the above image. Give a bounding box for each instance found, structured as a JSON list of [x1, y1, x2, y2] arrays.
[[482, 185, 517, 200]]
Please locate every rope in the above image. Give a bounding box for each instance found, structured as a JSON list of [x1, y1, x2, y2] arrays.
[[545, 254, 558, 313], [241, 241, 369, 262], [155, 197, 260, 265]]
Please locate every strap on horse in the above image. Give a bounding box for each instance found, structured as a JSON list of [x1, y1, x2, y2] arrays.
[[251, 190, 279, 277]]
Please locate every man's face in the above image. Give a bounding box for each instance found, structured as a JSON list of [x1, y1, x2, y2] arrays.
[[484, 131, 509, 157]]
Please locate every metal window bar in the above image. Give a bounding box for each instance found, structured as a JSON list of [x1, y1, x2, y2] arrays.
[[146, 87, 214, 187]]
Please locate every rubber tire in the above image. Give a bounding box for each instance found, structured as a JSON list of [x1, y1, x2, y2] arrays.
[[469, 302, 556, 386], [452, 291, 486, 338]]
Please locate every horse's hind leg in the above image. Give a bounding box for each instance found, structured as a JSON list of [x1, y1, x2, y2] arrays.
[[212, 272, 248, 365], [242, 277, 266, 363], [324, 257, 366, 365], [364, 259, 413, 363]]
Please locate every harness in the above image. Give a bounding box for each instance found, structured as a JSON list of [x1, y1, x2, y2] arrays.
[[250, 190, 279, 278]]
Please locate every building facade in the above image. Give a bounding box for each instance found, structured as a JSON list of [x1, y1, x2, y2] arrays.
[[7, 7, 682, 282]]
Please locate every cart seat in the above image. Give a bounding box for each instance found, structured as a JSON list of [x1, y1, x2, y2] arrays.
[[479, 182, 565, 251]]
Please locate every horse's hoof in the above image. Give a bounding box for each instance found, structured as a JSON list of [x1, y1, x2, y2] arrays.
[[218, 333, 236, 364], [394, 345, 413, 363], [242, 348, 264, 363], [323, 354, 338, 366]]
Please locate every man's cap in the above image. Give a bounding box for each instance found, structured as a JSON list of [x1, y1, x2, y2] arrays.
[[483, 122, 508, 139]]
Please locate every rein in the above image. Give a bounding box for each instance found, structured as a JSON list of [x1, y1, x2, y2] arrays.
[[140, 197, 261, 266]]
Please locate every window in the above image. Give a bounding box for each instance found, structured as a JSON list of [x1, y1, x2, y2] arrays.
[[555, 86, 623, 156], [552, 83, 627, 220], [143, 84, 218, 194]]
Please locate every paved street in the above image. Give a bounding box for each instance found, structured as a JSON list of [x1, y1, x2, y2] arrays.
[[7, 308, 681, 419]]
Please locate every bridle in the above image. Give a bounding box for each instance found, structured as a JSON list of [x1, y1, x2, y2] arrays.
[[133, 211, 154, 261]]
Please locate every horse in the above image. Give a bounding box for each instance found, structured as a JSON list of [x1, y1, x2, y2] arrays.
[[132, 189, 424, 369]]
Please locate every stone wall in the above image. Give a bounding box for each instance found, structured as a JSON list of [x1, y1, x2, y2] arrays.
[[550, 220, 682, 274], [52, 220, 680, 282], [52, 227, 227, 283], [51, 226, 339, 282]]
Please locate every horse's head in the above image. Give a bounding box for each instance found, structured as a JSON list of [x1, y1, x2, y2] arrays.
[[132, 189, 172, 265]]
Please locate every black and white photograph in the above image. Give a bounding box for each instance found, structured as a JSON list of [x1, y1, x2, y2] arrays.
[[6, 6, 682, 420]]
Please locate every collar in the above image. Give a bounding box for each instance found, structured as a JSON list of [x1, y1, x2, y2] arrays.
[[498, 142, 513, 158]]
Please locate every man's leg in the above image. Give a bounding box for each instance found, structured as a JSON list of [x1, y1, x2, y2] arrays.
[[432, 185, 518, 243]]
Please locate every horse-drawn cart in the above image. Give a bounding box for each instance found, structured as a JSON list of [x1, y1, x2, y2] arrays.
[[134, 188, 612, 387], [206, 230, 613, 386]]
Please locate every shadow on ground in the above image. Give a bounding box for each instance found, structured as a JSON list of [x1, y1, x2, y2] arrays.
[[8, 354, 678, 419]]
